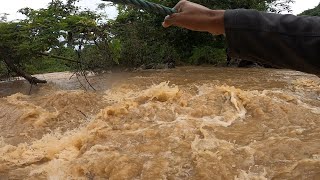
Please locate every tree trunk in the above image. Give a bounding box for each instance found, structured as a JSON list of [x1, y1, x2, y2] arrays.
[[3, 58, 47, 84]]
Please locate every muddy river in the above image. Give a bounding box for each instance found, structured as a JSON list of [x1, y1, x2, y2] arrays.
[[0, 67, 319, 179]]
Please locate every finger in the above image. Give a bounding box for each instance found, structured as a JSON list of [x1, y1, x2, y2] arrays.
[[162, 14, 179, 28], [164, 0, 188, 28], [162, 13, 191, 29], [173, 0, 187, 12], [163, 13, 210, 32]]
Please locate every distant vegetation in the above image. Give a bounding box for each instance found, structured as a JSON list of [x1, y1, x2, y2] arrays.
[[0, 0, 293, 84], [300, 3, 320, 16]]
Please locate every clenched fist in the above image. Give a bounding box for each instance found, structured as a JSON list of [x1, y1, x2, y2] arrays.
[[162, 0, 225, 35]]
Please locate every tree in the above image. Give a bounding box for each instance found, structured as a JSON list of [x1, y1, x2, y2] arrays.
[[0, 0, 115, 84], [110, 0, 294, 67], [0, 21, 48, 83], [0, 13, 8, 22]]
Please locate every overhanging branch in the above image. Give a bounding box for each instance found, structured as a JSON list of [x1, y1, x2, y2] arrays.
[[38, 52, 80, 63]]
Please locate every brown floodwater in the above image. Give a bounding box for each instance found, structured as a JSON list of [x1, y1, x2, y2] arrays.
[[0, 67, 319, 179]]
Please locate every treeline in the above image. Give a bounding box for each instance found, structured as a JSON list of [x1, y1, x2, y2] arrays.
[[0, 0, 293, 84], [300, 3, 320, 16]]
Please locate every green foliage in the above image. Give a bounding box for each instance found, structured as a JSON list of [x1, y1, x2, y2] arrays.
[[0, 0, 84, 78], [25, 57, 70, 74], [265, 0, 295, 13], [189, 46, 226, 65], [0, 0, 117, 81], [0, 0, 296, 82], [110, 39, 122, 64], [114, 21, 179, 67], [110, 0, 293, 67], [0, 21, 41, 64], [300, 3, 320, 16], [0, 61, 8, 76], [79, 45, 115, 72]]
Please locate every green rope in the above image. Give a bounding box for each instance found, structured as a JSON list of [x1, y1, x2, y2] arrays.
[[102, 0, 176, 15]]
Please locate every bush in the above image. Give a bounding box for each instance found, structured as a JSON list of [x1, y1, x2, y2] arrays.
[[119, 39, 179, 67], [25, 57, 70, 74], [0, 61, 8, 79], [189, 46, 226, 65]]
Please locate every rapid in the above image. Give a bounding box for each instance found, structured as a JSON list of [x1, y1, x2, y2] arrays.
[[0, 67, 319, 179]]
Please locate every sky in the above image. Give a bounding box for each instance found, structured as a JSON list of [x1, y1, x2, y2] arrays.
[[0, 0, 117, 20], [0, 0, 319, 21]]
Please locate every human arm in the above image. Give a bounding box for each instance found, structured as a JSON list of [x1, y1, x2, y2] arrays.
[[224, 9, 320, 75], [162, 0, 225, 35], [163, 0, 320, 75]]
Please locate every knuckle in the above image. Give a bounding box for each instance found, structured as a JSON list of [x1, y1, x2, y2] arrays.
[[179, 0, 187, 5], [169, 14, 177, 18]]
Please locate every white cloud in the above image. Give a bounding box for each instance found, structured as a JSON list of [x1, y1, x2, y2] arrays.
[[0, 0, 117, 21], [291, 0, 319, 14]]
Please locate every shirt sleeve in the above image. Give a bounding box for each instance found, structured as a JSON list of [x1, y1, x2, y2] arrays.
[[224, 9, 320, 75]]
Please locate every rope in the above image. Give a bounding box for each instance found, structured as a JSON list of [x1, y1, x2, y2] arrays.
[[102, 0, 176, 15]]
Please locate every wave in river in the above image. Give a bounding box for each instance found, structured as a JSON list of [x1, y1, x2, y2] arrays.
[[0, 68, 319, 179]]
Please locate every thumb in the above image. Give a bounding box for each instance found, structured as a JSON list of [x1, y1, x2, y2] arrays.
[[162, 14, 179, 28]]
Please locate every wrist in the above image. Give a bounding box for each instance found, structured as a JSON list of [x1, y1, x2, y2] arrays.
[[208, 10, 225, 35]]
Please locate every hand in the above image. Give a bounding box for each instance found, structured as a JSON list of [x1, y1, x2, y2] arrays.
[[162, 0, 225, 35]]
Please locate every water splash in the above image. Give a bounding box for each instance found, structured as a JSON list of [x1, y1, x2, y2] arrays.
[[0, 67, 319, 179]]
